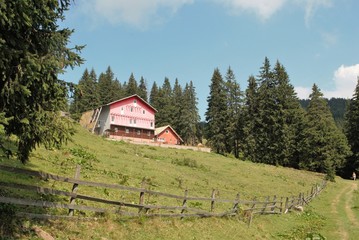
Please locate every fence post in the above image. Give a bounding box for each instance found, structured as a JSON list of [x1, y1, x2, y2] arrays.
[[181, 189, 188, 217], [68, 165, 81, 216], [232, 193, 240, 214], [271, 195, 277, 213], [138, 180, 146, 214], [283, 197, 289, 213], [261, 196, 270, 214], [210, 189, 216, 212]]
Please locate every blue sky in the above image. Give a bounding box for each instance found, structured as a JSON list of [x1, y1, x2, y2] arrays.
[[61, 0, 359, 119]]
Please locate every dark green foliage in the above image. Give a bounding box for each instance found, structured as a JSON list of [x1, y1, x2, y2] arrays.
[[241, 75, 259, 161], [98, 66, 117, 105], [138, 76, 148, 101], [224, 67, 243, 157], [343, 78, 359, 177], [70, 68, 100, 120], [205, 68, 228, 154], [300, 98, 348, 129], [179, 81, 200, 145], [300, 84, 350, 180], [126, 73, 138, 96], [0, 0, 83, 163], [241, 58, 306, 167]]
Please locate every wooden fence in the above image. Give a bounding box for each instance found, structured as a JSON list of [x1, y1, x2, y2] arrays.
[[0, 164, 326, 225]]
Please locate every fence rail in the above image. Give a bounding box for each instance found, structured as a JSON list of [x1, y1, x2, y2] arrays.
[[0, 164, 326, 225]]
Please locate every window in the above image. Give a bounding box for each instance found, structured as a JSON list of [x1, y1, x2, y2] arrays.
[[165, 130, 169, 134], [111, 116, 115, 122], [134, 100, 137, 104], [121, 107, 124, 114], [143, 110, 145, 114], [134, 119, 137, 124], [125, 128, 129, 134], [131, 107, 133, 112], [130, 119, 133, 124], [150, 122, 153, 127]]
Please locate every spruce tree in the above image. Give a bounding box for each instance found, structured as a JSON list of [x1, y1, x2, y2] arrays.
[[256, 57, 280, 165], [149, 81, 159, 108], [172, 79, 183, 132], [0, 0, 83, 163], [180, 81, 200, 145], [138, 76, 148, 101], [273, 61, 307, 167], [242, 75, 260, 161], [344, 78, 359, 176], [70, 68, 100, 119], [111, 78, 125, 100], [205, 68, 228, 154], [127, 73, 138, 96], [98, 66, 115, 105], [224, 67, 243, 157], [155, 78, 174, 127], [301, 84, 350, 180]]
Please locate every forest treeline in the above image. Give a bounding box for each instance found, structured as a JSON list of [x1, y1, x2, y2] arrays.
[[69, 58, 359, 180]]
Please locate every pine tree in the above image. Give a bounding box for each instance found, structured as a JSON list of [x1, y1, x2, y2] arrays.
[[156, 78, 174, 127], [149, 81, 159, 108], [256, 57, 280, 165], [344, 77, 359, 176], [241, 75, 260, 161], [172, 79, 183, 132], [0, 0, 83, 163], [224, 67, 243, 157], [138, 76, 148, 101], [98, 66, 115, 105], [70, 68, 100, 119], [273, 61, 307, 167], [301, 84, 350, 180], [111, 78, 125, 100], [180, 81, 200, 145], [205, 68, 228, 154], [127, 73, 138, 96]]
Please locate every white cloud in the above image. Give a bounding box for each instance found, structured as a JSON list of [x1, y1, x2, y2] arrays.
[[215, 0, 287, 20], [80, 0, 193, 29], [295, 64, 359, 99], [77, 0, 334, 29], [301, 0, 332, 27], [323, 64, 359, 98]]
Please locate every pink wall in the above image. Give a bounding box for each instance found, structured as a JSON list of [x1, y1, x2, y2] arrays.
[[109, 96, 155, 130]]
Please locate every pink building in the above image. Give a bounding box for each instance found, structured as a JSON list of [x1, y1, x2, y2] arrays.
[[91, 95, 157, 141]]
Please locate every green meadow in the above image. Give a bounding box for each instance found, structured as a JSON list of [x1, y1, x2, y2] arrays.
[[1, 124, 358, 239]]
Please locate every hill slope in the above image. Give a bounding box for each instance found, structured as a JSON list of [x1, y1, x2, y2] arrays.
[[1, 124, 357, 239]]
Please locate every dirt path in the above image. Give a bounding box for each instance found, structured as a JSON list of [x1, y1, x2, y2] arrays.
[[331, 181, 358, 240]]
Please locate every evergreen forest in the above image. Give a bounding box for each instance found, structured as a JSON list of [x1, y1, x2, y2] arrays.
[[68, 59, 359, 181]]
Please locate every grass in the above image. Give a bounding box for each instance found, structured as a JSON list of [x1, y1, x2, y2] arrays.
[[1, 123, 356, 239]]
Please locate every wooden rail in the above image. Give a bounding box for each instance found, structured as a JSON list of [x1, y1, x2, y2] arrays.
[[0, 164, 326, 224]]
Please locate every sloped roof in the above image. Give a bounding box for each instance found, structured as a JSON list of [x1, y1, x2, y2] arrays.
[[105, 94, 157, 112], [155, 125, 183, 142]]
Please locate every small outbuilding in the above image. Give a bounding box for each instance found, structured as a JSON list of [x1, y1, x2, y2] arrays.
[[155, 125, 183, 145]]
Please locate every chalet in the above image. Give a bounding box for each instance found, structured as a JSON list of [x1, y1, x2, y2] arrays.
[[155, 125, 183, 145], [89, 95, 157, 142]]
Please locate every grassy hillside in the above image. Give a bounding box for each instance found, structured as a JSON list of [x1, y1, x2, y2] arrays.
[[1, 124, 358, 239]]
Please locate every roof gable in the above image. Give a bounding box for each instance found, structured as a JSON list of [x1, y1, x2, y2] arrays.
[[105, 94, 157, 112]]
